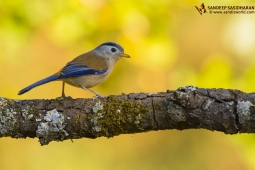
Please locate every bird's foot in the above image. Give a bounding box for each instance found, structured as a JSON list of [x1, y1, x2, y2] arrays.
[[56, 95, 73, 100], [92, 93, 105, 100], [95, 92, 104, 97]]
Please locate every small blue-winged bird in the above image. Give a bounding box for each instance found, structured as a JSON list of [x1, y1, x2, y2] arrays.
[[18, 42, 130, 97]]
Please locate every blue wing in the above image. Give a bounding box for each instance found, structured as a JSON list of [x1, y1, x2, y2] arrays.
[[59, 63, 108, 79]]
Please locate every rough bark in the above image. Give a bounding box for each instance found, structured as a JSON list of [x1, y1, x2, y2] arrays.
[[1, 86, 255, 145]]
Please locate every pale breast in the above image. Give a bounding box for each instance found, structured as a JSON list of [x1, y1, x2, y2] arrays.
[[62, 70, 112, 88]]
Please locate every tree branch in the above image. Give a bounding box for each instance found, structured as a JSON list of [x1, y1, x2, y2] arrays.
[[1, 86, 255, 145]]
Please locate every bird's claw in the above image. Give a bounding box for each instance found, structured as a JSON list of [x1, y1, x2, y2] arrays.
[[56, 95, 73, 100], [92, 94, 105, 100]]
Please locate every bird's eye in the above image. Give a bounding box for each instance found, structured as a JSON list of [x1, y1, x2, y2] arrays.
[[111, 48, 116, 52]]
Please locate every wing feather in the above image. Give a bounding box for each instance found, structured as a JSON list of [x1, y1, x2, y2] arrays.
[[58, 51, 108, 79]]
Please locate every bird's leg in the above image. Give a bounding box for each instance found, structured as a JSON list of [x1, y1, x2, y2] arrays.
[[81, 86, 104, 98], [56, 82, 72, 100], [62, 82, 66, 98]]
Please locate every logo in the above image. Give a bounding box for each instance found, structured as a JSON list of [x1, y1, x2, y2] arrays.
[[195, 3, 206, 15], [195, 3, 255, 15]]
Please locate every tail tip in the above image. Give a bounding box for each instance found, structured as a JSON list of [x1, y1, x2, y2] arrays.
[[18, 88, 29, 95]]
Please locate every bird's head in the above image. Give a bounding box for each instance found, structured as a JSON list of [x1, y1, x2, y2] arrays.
[[94, 42, 130, 62]]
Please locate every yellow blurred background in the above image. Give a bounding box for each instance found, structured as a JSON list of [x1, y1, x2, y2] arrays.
[[1, 0, 255, 169]]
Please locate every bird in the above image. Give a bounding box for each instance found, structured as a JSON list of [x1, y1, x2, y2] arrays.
[[18, 42, 130, 97]]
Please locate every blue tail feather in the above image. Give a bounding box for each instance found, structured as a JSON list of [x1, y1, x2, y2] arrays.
[[18, 74, 59, 95]]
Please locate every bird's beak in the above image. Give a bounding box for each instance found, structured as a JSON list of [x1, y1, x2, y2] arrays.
[[119, 52, 131, 58]]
